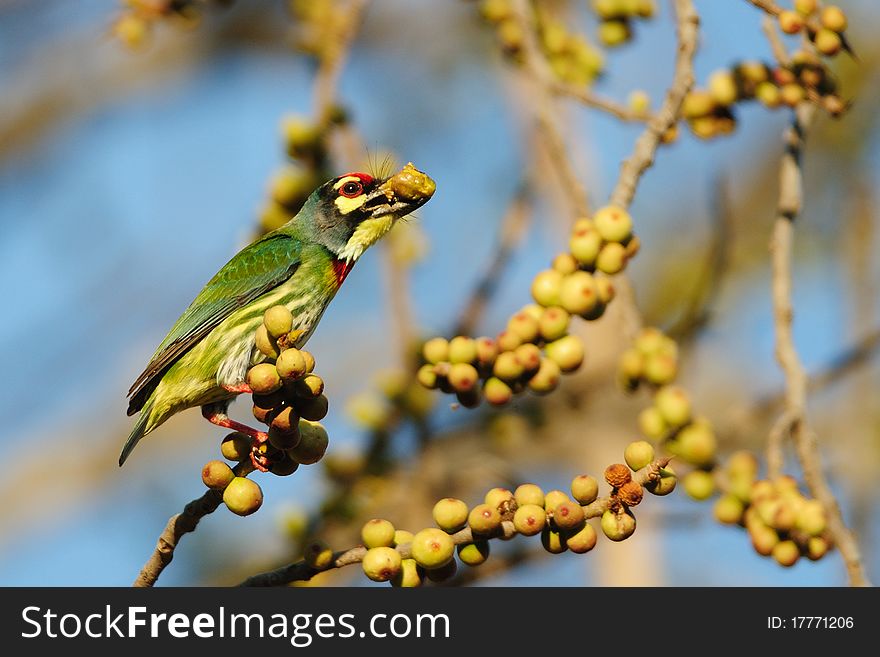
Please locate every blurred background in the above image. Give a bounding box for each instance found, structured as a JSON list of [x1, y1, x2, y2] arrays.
[[0, 0, 877, 586]]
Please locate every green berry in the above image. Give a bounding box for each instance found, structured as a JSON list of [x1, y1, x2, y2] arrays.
[[645, 467, 677, 496], [805, 536, 829, 561], [601, 508, 636, 541], [713, 494, 744, 524], [300, 350, 316, 373], [772, 540, 800, 567], [295, 394, 329, 422], [468, 503, 502, 535], [223, 477, 263, 516], [513, 504, 546, 536], [361, 518, 396, 548], [449, 336, 478, 364], [255, 324, 280, 359], [683, 470, 715, 501], [268, 421, 300, 450], [391, 559, 424, 587], [778, 10, 804, 35], [263, 306, 293, 339], [677, 421, 717, 467], [531, 269, 564, 307], [495, 329, 523, 353], [475, 337, 499, 366], [247, 363, 282, 394], [570, 223, 602, 266], [654, 385, 691, 427], [552, 500, 585, 531], [638, 406, 669, 439], [220, 432, 251, 462], [708, 69, 738, 105], [682, 89, 716, 119], [538, 307, 570, 342], [565, 523, 598, 554], [618, 348, 643, 382], [596, 242, 627, 274], [276, 349, 307, 381], [727, 451, 759, 479], [527, 357, 561, 394], [593, 205, 633, 243], [543, 489, 571, 514], [552, 252, 579, 274], [508, 311, 540, 343], [559, 271, 601, 317], [422, 337, 449, 364], [795, 499, 826, 536], [748, 522, 779, 556], [624, 440, 655, 471], [820, 5, 847, 32], [362, 547, 402, 582], [493, 351, 524, 381], [756, 81, 781, 108], [202, 460, 235, 490], [514, 483, 545, 507], [643, 352, 677, 385], [289, 420, 328, 464], [814, 28, 841, 56], [417, 364, 438, 389], [410, 528, 455, 570], [484, 487, 515, 511], [303, 540, 334, 570], [457, 541, 490, 566], [514, 343, 542, 373], [292, 373, 324, 398], [540, 527, 568, 554], [545, 335, 585, 372], [432, 498, 469, 532], [570, 475, 599, 505], [483, 377, 513, 406]]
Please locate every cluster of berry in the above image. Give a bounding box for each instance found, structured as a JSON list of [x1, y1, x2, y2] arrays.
[[201, 306, 330, 516], [417, 206, 637, 407], [478, 0, 605, 86], [714, 453, 833, 567], [300, 443, 673, 585]]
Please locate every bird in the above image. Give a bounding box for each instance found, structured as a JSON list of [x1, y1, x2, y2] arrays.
[[121, 163, 435, 467]]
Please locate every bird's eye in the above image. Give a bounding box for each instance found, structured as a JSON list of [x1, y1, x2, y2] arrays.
[[340, 181, 363, 198]]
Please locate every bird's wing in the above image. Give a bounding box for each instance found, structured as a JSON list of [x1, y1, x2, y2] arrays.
[[127, 232, 302, 414]]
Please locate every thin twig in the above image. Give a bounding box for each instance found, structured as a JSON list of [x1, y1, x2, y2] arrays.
[[134, 461, 255, 587], [239, 458, 671, 586], [761, 15, 789, 66], [313, 0, 370, 123], [768, 102, 870, 586]]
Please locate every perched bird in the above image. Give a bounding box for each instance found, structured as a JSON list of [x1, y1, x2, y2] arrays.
[[121, 163, 435, 467]]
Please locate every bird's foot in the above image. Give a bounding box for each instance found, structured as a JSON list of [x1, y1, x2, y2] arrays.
[[201, 404, 271, 472]]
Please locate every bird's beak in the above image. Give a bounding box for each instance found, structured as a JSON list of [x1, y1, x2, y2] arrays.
[[363, 162, 436, 219]]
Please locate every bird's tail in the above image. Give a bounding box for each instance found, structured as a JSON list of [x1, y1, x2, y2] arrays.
[[119, 397, 156, 466]]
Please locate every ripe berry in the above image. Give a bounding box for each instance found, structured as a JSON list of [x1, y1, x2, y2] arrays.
[[545, 335, 585, 372], [514, 483, 545, 507], [417, 364, 439, 389], [598, 19, 631, 47], [391, 559, 424, 587], [493, 351, 525, 381], [457, 541, 490, 566], [552, 253, 579, 274], [255, 325, 280, 359], [593, 205, 633, 243], [677, 421, 717, 467], [475, 337, 499, 367], [289, 420, 329, 464], [570, 475, 599, 505], [496, 330, 522, 353], [276, 349, 307, 381], [393, 530, 414, 547], [795, 499, 826, 536], [709, 69, 738, 106], [772, 540, 800, 568], [223, 477, 264, 516], [513, 504, 546, 536], [820, 5, 847, 32], [749, 522, 779, 556], [805, 536, 829, 561], [654, 385, 692, 427], [448, 363, 479, 393], [570, 224, 603, 266], [624, 440, 655, 471], [410, 528, 455, 570], [531, 269, 564, 307], [468, 503, 502, 535], [713, 494, 744, 524], [543, 489, 572, 514], [780, 83, 805, 107], [601, 508, 636, 541], [484, 487, 515, 511], [552, 500, 585, 531], [514, 344, 542, 373], [538, 307, 570, 342], [361, 518, 396, 548], [432, 498, 469, 533], [362, 547, 402, 582], [814, 29, 842, 56], [247, 363, 283, 395], [264, 306, 293, 338], [221, 432, 251, 462], [202, 460, 235, 490], [565, 523, 598, 554], [508, 312, 540, 343], [423, 337, 450, 364], [778, 10, 804, 34], [794, 0, 817, 15], [643, 353, 677, 385]]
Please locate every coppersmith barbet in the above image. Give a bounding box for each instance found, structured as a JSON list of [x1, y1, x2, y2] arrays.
[[121, 163, 435, 466]]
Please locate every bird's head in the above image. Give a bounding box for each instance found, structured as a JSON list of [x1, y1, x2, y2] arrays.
[[303, 162, 436, 262]]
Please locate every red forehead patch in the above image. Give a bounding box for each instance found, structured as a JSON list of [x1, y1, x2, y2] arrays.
[[339, 172, 374, 184]]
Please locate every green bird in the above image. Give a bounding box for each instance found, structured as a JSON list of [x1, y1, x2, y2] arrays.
[[121, 163, 435, 467]]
